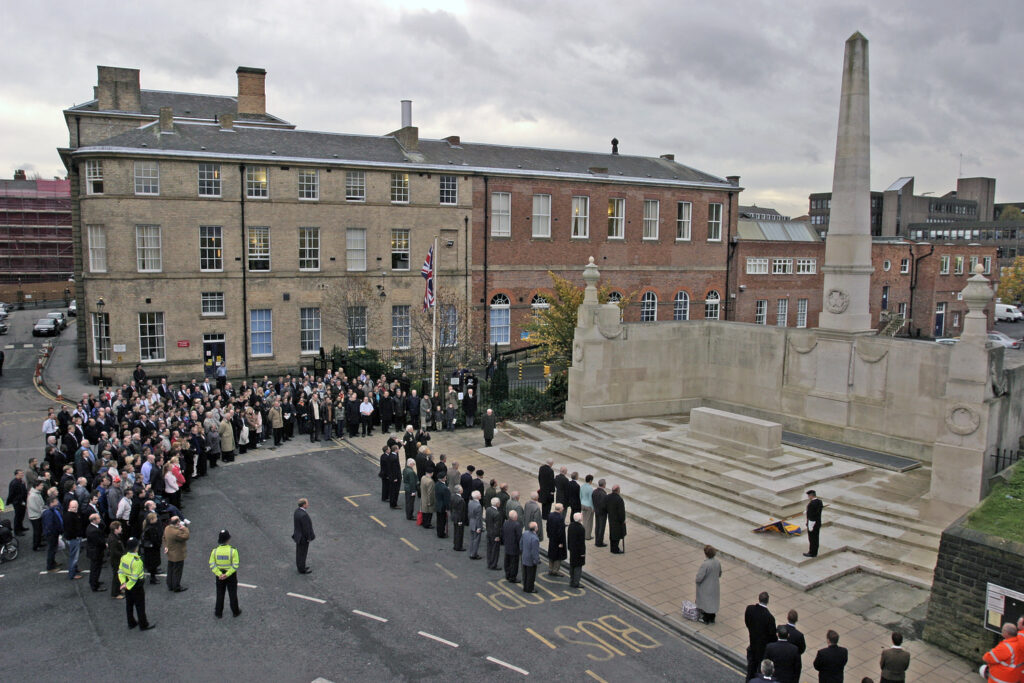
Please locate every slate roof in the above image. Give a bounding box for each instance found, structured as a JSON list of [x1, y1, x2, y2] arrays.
[[68, 91, 291, 125], [75, 121, 731, 188], [737, 219, 821, 241]]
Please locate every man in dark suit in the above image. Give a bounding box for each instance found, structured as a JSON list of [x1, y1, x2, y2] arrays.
[[567, 472, 582, 522], [450, 485, 467, 551], [605, 485, 627, 554], [591, 479, 609, 547], [537, 460, 555, 520], [879, 631, 910, 683], [385, 446, 402, 509], [764, 625, 801, 683], [784, 610, 806, 672], [744, 591, 778, 681], [567, 512, 586, 588], [85, 513, 107, 592], [812, 629, 848, 683], [804, 489, 823, 558], [460, 465, 475, 503], [553, 466, 570, 510], [501, 510, 522, 583], [484, 497, 503, 570], [292, 498, 315, 574]]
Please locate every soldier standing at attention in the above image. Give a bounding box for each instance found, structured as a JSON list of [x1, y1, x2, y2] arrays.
[[804, 490, 823, 558], [118, 537, 155, 630], [209, 529, 241, 618]]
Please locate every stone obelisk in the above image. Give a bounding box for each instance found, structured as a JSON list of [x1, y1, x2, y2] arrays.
[[818, 32, 874, 333]]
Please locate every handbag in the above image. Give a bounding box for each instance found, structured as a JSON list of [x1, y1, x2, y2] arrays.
[[417, 511, 423, 526], [239, 425, 250, 445]]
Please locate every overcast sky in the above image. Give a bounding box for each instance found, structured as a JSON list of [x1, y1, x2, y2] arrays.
[[2, 0, 1021, 217]]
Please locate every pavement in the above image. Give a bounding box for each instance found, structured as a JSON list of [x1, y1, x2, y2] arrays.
[[3, 314, 978, 681]]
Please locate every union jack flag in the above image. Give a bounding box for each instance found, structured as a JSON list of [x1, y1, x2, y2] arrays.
[[421, 244, 435, 311]]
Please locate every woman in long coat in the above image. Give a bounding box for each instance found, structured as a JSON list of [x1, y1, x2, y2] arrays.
[[694, 544, 722, 624], [546, 504, 567, 576]]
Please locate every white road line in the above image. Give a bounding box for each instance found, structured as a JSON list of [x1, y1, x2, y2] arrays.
[[352, 609, 388, 623], [22, 343, 33, 348], [3, 344, 14, 349], [486, 656, 529, 675], [287, 591, 327, 604], [238, 582, 258, 589], [418, 631, 458, 648]]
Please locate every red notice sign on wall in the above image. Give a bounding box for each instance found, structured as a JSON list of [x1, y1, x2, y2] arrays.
[[177, 340, 190, 348]]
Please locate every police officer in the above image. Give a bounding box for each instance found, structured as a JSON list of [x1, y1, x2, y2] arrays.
[[209, 529, 241, 618], [118, 537, 154, 630]]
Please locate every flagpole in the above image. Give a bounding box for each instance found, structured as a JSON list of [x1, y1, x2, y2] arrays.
[[430, 235, 438, 396]]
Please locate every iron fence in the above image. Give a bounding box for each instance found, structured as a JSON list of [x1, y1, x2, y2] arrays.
[[991, 448, 1021, 474]]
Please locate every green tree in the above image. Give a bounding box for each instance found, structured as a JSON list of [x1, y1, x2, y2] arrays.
[[998, 205, 1023, 222], [522, 271, 631, 363], [997, 256, 1024, 304]]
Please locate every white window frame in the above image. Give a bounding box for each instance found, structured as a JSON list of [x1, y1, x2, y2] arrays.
[[134, 161, 159, 196], [772, 258, 794, 275], [298, 169, 319, 201], [300, 307, 321, 354], [969, 255, 979, 273], [199, 225, 223, 272], [797, 299, 809, 328], [898, 302, 907, 318], [607, 198, 625, 239], [87, 224, 107, 273], [984, 256, 992, 275], [796, 258, 817, 274], [754, 300, 767, 325], [673, 291, 689, 321], [441, 304, 458, 347], [346, 227, 367, 271], [391, 305, 411, 349], [92, 312, 110, 363], [776, 299, 788, 327], [704, 291, 720, 320], [640, 291, 657, 321], [298, 227, 320, 271], [900, 258, 910, 274], [138, 312, 165, 362], [391, 173, 410, 204], [571, 196, 590, 239], [391, 228, 410, 271], [135, 225, 162, 272], [746, 257, 769, 274], [532, 194, 551, 238], [345, 171, 366, 201], [250, 309, 273, 356], [940, 255, 950, 274], [489, 294, 511, 346], [491, 192, 511, 237], [643, 200, 660, 240], [85, 160, 104, 195], [439, 175, 458, 205], [954, 255, 964, 275], [707, 203, 722, 241], [201, 292, 225, 316], [347, 306, 367, 349], [247, 226, 270, 271], [198, 163, 221, 197], [676, 202, 692, 241], [246, 166, 269, 199]]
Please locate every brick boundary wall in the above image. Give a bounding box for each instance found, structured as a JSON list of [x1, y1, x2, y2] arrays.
[[923, 514, 1024, 660]]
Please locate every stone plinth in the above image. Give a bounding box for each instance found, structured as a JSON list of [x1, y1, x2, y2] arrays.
[[689, 407, 783, 458]]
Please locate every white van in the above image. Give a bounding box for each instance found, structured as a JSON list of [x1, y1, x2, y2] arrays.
[[995, 303, 1023, 322]]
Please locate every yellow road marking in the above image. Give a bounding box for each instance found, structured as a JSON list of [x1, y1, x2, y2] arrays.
[[526, 627, 557, 649], [400, 537, 419, 551], [343, 493, 371, 507], [434, 563, 457, 579], [369, 515, 386, 528], [363, 456, 376, 464], [585, 670, 609, 682]]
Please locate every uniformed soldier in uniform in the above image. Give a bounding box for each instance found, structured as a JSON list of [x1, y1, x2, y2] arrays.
[[209, 529, 241, 618], [118, 537, 154, 630]]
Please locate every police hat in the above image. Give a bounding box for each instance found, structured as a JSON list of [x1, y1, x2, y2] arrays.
[[126, 537, 140, 552], [218, 529, 231, 544]]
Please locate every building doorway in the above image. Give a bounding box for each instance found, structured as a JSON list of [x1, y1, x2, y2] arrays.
[[933, 303, 946, 338], [203, 334, 225, 377]]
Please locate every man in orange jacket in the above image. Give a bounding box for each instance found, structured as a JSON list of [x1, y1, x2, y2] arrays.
[[982, 622, 1020, 683]]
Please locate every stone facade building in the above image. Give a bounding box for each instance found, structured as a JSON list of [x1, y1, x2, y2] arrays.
[[60, 66, 740, 383]]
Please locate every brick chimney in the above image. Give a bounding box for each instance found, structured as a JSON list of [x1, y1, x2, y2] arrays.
[[14, 169, 26, 180], [95, 66, 141, 112], [159, 107, 174, 133], [389, 100, 418, 151], [236, 67, 266, 116]]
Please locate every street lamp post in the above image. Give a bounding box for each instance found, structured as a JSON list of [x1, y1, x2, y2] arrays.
[[96, 297, 105, 388]]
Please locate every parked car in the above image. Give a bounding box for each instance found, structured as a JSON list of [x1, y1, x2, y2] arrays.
[[0, 319, 8, 335], [0, 302, 10, 314], [995, 303, 1023, 322], [32, 318, 59, 337], [67, 300, 77, 317], [46, 311, 67, 330], [988, 331, 1022, 349]]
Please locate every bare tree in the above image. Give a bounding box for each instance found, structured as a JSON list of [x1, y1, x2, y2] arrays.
[[410, 289, 485, 373], [322, 276, 388, 350]]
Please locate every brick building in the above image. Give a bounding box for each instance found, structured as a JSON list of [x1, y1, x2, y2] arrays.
[[0, 172, 72, 284], [60, 66, 740, 382], [731, 218, 998, 337]]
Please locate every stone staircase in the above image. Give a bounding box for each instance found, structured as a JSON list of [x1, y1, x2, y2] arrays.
[[486, 417, 960, 590]]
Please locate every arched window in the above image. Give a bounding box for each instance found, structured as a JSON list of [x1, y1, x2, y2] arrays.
[[641, 291, 658, 322], [489, 294, 510, 345], [673, 291, 690, 321], [530, 294, 549, 310], [704, 290, 720, 320], [606, 291, 624, 321]]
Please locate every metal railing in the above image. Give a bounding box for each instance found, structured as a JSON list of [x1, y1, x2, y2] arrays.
[[991, 448, 1021, 474]]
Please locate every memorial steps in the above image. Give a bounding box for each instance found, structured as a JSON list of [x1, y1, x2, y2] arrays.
[[490, 417, 948, 590]]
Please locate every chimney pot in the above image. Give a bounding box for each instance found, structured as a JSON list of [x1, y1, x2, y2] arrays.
[[236, 66, 267, 116], [444, 135, 461, 147], [401, 100, 412, 128], [611, 138, 619, 155]]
